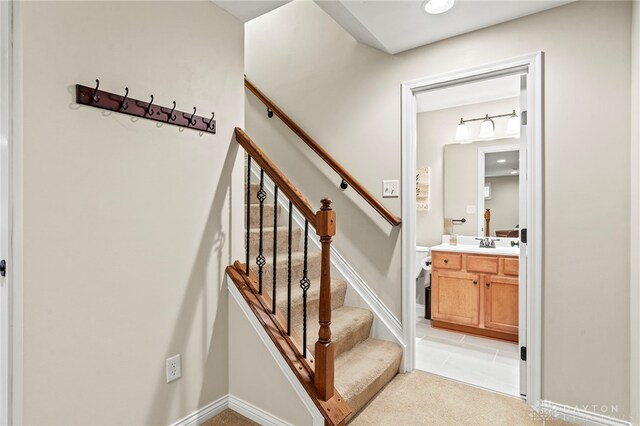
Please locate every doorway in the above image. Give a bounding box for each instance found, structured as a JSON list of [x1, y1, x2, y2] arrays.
[[401, 53, 543, 407]]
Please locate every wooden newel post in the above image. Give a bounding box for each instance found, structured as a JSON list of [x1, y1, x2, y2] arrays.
[[315, 198, 336, 401]]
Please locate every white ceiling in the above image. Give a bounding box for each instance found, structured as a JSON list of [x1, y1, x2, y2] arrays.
[[485, 150, 519, 178], [214, 0, 573, 53], [212, 1, 292, 22], [316, 0, 574, 54], [416, 74, 521, 113]]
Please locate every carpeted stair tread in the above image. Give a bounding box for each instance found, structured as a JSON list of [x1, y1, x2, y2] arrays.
[[300, 306, 373, 359], [246, 226, 302, 256], [249, 251, 321, 287], [246, 183, 274, 205], [248, 203, 281, 228], [273, 278, 347, 329], [335, 338, 403, 420]]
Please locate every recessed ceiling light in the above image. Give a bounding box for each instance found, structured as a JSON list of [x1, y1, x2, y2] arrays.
[[497, 159, 506, 163], [424, 0, 455, 15]]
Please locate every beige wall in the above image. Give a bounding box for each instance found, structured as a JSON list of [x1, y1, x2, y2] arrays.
[[485, 176, 519, 235], [18, 2, 244, 424], [416, 97, 519, 246], [631, 2, 639, 424], [228, 292, 315, 425], [246, 0, 632, 418]]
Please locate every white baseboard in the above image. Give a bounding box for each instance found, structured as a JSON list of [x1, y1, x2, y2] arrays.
[[250, 164, 404, 348], [171, 394, 291, 426], [171, 395, 228, 426], [228, 395, 289, 426], [538, 400, 631, 426]]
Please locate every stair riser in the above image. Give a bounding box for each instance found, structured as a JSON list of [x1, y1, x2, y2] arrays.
[[250, 253, 321, 291], [247, 204, 281, 228], [247, 228, 302, 257]]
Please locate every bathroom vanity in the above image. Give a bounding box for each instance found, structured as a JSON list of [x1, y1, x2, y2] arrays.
[[429, 242, 519, 342]]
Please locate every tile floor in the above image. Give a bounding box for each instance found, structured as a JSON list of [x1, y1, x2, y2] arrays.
[[415, 317, 520, 396]]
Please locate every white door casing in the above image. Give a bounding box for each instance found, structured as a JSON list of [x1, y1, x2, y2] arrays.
[[400, 52, 543, 408]]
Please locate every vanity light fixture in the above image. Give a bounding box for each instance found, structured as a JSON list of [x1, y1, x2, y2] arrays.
[[478, 115, 495, 138], [454, 110, 519, 142], [424, 0, 455, 14], [455, 118, 470, 142], [506, 110, 520, 135], [497, 159, 506, 163]]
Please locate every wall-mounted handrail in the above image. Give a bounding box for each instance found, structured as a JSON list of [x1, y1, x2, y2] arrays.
[[244, 78, 402, 227], [235, 127, 317, 225]]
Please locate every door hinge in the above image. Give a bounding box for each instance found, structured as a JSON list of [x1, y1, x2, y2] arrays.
[[0, 259, 6, 277], [520, 346, 527, 361], [521, 110, 528, 125], [521, 228, 527, 244]]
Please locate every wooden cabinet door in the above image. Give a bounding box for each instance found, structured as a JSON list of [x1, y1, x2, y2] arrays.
[[484, 275, 519, 334], [432, 270, 480, 326]]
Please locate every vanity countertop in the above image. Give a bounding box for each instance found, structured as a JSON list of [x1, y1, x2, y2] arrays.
[[430, 243, 519, 257]]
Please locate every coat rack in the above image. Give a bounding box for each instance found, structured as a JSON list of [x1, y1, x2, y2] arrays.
[[75, 79, 216, 134]]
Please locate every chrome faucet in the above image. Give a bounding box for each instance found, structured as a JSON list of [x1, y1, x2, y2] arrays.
[[476, 237, 499, 248]]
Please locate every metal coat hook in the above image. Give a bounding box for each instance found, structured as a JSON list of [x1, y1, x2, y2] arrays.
[[75, 80, 217, 135], [168, 101, 177, 122], [146, 95, 154, 116], [120, 87, 129, 110], [91, 79, 100, 103]]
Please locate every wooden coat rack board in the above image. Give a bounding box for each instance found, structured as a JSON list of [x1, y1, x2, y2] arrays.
[[75, 79, 216, 134]]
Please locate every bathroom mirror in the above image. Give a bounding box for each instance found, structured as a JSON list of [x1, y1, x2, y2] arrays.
[[443, 138, 519, 237]]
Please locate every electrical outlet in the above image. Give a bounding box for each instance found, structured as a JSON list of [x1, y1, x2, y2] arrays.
[[382, 180, 399, 198], [166, 354, 181, 383]]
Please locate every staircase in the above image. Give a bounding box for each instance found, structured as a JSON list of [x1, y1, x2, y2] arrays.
[[245, 183, 402, 420], [227, 80, 404, 425]]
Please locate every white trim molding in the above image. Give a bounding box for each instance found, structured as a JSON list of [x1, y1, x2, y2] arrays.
[[400, 52, 544, 408], [171, 394, 292, 426], [538, 401, 632, 426], [228, 395, 290, 426], [0, 0, 20, 423], [228, 278, 324, 426], [171, 395, 228, 426]]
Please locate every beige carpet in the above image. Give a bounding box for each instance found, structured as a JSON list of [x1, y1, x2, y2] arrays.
[[350, 371, 572, 426], [203, 409, 258, 426]]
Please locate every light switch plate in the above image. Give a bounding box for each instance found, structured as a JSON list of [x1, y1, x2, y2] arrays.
[[382, 180, 399, 198], [466, 205, 477, 214]]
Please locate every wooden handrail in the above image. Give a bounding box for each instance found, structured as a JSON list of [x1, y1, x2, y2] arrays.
[[235, 127, 317, 225], [244, 78, 402, 227]]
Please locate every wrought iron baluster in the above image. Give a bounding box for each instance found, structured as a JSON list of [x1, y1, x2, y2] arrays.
[[287, 201, 293, 336], [255, 170, 267, 295], [300, 220, 310, 358], [272, 186, 279, 315], [245, 156, 251, 276]]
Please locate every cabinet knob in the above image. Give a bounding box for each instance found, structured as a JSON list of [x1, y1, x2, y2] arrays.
[[486, 283, 491, 287], [473, 280, 478, 285], [444, 259, 449, 264]]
